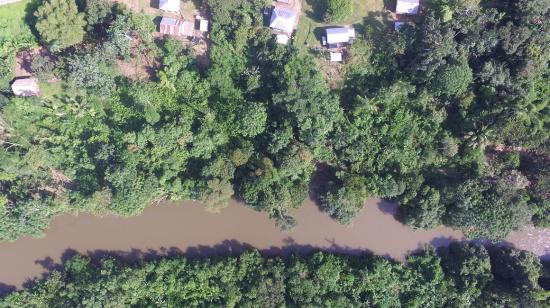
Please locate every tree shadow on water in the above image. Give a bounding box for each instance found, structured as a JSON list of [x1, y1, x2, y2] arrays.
[[7, 239, 382, 297], [0, 283, 16, 299]]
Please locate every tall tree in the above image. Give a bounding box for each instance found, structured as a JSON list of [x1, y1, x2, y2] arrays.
[[34, 0, 86, 50]]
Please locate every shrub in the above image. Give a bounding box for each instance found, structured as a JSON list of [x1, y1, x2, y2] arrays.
[[323, 0, 353, 23]]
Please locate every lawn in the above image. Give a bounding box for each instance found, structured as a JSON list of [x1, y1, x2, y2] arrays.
[[0, 0, 35, 42], [0, 0, 30, 26], [294, 0, 387, 51]]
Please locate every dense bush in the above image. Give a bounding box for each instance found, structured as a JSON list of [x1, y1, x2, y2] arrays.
[[0, 0, 548, 241], [323, 0, 353, 23], [2, 245, 548, 306], [34, 0, 86, 50]]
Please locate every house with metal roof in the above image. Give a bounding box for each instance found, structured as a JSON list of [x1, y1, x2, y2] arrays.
[[159, 0, 180, 12], [269, 7, 297, 34], [324, 27, 355, 47], [396, 0, 419, 15], [11, 78, 39, 96]]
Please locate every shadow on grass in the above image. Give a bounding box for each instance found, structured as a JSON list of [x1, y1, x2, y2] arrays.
[[23, 0, 45, 41], [304, 0, 326, 22]]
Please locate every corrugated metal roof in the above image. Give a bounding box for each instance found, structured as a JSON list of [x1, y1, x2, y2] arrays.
[[326, 27, 355, 44], [396, 0, 419, 14], [269, 7, 297, 34], [11, 78, 39, 96], [159, 0, 180, 12], [330, 52, 342, 62], [160, 17, 178, 26]]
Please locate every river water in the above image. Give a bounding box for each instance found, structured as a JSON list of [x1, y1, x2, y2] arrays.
[[0, 198, 548, 293]]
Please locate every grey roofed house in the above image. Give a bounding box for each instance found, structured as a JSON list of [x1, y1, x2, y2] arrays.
[[11, 78, 39, 96], [325, 27, 355, 45], [269, 7, 297, 34]]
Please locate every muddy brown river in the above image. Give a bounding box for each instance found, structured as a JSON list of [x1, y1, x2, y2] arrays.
[[0, 198, 548, 293]]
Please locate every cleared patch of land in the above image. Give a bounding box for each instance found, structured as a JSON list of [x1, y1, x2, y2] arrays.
[[293, 0, 390, 89], [294, 0, 386, 50]]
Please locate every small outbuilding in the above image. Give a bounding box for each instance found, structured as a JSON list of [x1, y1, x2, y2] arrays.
[[269, 7, 297, 34], [396, 0, 419, 15], [159, 0, 180, 12], [325, 27, 355, 46], [11, 78, 39, 96], [159, 17, 183, 35], [330, 52, 342, 62], [199, 19, 209, 32]]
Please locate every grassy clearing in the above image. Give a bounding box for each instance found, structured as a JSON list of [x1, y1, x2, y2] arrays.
[[0, 0, 33, 38], [0, 0, 30, 23], [294, 0, 386, 51], [293, 0, 388, 89], [39, 81, 64, 100]]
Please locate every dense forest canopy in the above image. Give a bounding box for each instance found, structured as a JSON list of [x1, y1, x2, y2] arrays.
[[0, 0, 548, 241], [2, 244, 549, 306]]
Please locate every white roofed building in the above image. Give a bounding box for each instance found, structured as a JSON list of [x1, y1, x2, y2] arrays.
[[330, 52, 342, 62], [269, 7, 297, 34], [11, 78, 39, 96], [159, 0, 180, 13], [396, 0, 419, 15], [199, 19, 209, 32], [325, 27, 355, 45]]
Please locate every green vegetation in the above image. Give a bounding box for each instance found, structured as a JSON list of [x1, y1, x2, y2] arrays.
[[34, 0, 87, 50], [322, 0, 353, 23], [294, 0, 384, 51], [2, 244, 549, 306], [0, 0, 36, 91], [0, 0, 548, 245]]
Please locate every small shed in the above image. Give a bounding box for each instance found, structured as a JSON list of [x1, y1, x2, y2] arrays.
[[396, 0, 419, 15], [276, 33, 289, 45], [326, 27, 355, 45], [159, 17, 183, 35], [269, 7, 297, 34], [199, 19, 209, 32], [330, 52, 342, 62], [11, 78, 39, 96], [159, 0, 180, 12]]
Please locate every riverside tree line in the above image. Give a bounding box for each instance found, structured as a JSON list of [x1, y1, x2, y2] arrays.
[[0, 0, 548, 240], [2, 243, 549, 306]]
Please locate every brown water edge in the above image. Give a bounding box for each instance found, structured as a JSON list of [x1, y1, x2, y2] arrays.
[[0, 198, 548, 294]]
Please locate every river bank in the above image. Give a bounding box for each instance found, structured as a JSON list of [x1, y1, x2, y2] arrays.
[[0, 198, 548, 294]]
